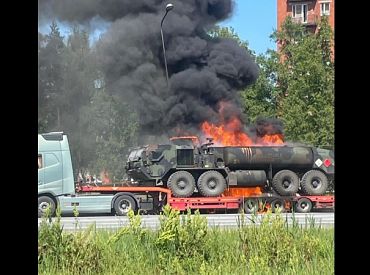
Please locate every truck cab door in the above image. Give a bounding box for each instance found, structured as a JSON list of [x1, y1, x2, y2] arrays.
[[42, 152, 63, 195], [38, 154, 44, 187]]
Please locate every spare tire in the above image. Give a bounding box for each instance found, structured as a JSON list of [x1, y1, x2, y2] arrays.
[[197, 170, 226, 197], [301, 170, 328, 195], [272, 170, 299, 196], [167, 171, 196, 197]]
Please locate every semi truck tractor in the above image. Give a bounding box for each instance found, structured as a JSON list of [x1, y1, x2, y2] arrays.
[[38, 132, 167, 217], [38, 132, 334, 217]]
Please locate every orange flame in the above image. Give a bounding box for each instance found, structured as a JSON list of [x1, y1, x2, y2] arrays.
[[223, 187, 263, 197], [101, 170, 111, 185], [258, 134, 285, 145], [201, 119, 284, 146], [201, 118, 253, 146], [200, 101, 284, 146]]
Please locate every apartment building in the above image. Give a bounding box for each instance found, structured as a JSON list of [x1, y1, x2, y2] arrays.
[[277, 0, 334, 33]]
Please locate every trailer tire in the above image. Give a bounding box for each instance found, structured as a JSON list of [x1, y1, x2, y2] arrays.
[[197, 171, 226, 197], [38, 196, 56, 218], [272, 170, 299, 196], [271, 199, 286, 213], [113, 195, 137, 216], [301, 170, 328, 195], [244, 198, 260, 214], [295, 197, 313, 213], [167, 171, 196, 197]]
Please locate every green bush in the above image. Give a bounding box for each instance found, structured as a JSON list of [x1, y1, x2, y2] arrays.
[[38, 206, 334, 274], [38, 207, 103, 274], [237, 210, 333, 274], [155, 205, 210, 273]]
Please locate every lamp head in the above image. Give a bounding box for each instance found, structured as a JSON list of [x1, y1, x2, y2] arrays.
[[166, 3, 174, 12]]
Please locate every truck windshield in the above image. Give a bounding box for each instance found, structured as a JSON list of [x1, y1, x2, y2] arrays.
[[128, 149, 144, 161]]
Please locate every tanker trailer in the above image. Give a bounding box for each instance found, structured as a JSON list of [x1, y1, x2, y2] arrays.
[[215, 145, 334, 196]]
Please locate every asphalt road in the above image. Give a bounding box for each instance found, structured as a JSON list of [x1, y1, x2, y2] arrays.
[[38, 212, 334, 231]]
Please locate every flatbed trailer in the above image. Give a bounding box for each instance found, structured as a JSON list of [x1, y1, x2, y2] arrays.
[[77, 184, 334, 214], [38, 133, 334, 217]]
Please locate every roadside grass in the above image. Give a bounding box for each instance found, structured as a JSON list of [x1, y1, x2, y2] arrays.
[[38, 206, 334, 275]]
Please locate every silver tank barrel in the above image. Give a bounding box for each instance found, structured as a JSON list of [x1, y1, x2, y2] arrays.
[[223, 146, 314, 170]]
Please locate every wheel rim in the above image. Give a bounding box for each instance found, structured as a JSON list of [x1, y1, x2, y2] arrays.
[[282, 177, 292, 189], [300, 202, 309, 210], [177, 178, 187, 189], [311, 177, 322, 189], [119, 199, 132, 214], [207, 178, 217, 189], [273, 200, 284, 210], [39, 202, 50, 213], [297, 199, 311, 211], [246, 200, 257, 211]]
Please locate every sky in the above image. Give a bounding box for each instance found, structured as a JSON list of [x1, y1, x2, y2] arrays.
[[39, 1, 277, 55], [221, 0, 277, 55]]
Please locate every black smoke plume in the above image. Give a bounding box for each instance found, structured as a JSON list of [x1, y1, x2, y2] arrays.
[[254, 118, 284, 137], [39, 0, 260, 138]]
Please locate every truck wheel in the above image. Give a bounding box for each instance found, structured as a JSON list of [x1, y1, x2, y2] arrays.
[[244, 198, 260, 214], [271, 199, 285, 213], [38, 196, 56, 218], [197, 171, 226, 197], [301, 170, 328, 195], [272, 170, 299, 196], [295, 197, 313, 213], [114, 195, 137, 216], [167, 171, 196, 197]]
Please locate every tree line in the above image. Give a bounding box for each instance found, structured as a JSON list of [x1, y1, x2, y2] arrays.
[[38, 21, 139, 180]]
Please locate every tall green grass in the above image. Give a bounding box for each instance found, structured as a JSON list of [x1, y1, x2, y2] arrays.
[[38, 206, 334, 274]]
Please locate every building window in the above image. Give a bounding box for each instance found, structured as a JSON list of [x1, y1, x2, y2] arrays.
[[320, 3, 330, 16], [38, 154, 43, 169], [292, 4, 307, 23]]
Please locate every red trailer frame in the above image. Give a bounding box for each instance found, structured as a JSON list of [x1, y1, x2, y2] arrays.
[[78, 184, 334, 213]]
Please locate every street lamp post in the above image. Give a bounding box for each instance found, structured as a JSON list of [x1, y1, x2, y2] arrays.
[[160, 3, 174, 87]]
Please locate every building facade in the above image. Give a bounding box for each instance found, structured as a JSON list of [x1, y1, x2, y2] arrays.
[[277, 0, 334, 33]]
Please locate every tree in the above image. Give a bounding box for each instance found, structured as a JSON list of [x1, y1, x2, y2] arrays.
[[271, 17, 334, 146], [38, 21, 66, 132], [209, 26, 255, 56], [241, 52, 279, 123], [61, 26, 99, 171], [38, 22, 140, 180], [80, 91, 139, 179]]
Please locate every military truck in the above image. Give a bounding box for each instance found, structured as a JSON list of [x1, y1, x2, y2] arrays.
[[126, 136, 334, 198], [38, 132, 334, 217]]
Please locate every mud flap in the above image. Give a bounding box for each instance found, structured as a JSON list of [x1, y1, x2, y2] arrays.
[[227, 172, 237, 186]]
